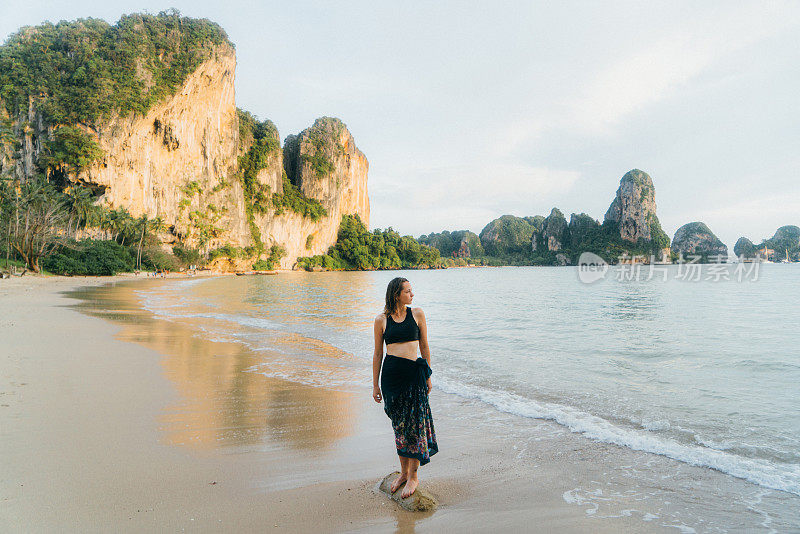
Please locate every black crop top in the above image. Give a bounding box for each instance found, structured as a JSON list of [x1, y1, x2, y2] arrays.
[[383, 306, 420, 345]]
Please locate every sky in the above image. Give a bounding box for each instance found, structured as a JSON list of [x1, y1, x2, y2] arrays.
[[2, 1, 799, 249]]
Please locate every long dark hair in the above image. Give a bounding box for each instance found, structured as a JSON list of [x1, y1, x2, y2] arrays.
[[384, 277, 409, 317]]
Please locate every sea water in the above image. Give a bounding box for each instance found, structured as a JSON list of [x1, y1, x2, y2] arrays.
[[137, 265, 800, 510]]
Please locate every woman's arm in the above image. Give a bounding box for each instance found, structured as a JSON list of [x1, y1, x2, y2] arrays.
[[416, 308, 432, 394], [372, 314, 385, 402], [416, 308, 430, 365]]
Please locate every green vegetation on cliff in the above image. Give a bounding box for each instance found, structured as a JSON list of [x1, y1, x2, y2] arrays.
[[763, 225, 800, 258], [271, 172, 327, 221], [419, 209, 672, 267], [671, 221, 728, 262], [0, 10, 230, 125], [37, 126, 103, 182], [418, 230, 484, 258], [296, 214, 441, 271], [480, 215, 536, 257], [234, 109, 323, 257], [236, 109, 279, 218], [237, 109, 327, 228], [738, 225, 800, 261], [300, 117, 345, 178]]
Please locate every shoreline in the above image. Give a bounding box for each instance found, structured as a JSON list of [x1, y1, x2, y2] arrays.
[[1, 275, 796, 532]]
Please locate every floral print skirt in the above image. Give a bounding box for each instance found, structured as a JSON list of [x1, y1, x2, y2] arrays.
[[381, 355, 438, 465]]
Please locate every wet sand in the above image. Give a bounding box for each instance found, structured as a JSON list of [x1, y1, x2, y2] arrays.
[[1, 275, 794, 532]]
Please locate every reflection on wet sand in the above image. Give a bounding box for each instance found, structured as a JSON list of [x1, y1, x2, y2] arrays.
[[65, 279, 358, 451]]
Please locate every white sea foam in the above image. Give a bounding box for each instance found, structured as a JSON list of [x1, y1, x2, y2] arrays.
[[435, 375, 800, 497]]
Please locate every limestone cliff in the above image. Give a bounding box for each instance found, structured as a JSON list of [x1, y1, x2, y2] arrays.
[[733, 237, 756, 258], [604, 169, 663, 243], [568, 213, 601, 250], [479, 215, 536, 257], [770, 225, 800, 250], [742, 225, 800, 262], [542, 208, 569, 251], [85, 60, 369, 269], [672, 222, 728, 260], [273, 118, 370, 266], [0, 20, 370, 270], [417, 230, 483, 258], [87, 45, 247, 242]]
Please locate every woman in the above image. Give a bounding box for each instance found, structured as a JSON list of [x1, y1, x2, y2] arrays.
[[372, 277, 438, 498]]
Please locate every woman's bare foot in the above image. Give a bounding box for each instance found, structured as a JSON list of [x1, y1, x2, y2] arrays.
[[400, 476, 419, 498], [390, 473, 408, 493]]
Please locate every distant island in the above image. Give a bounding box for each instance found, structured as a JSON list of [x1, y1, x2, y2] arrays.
[[419, 169, 799, 267], [0, 11, 796, 276]]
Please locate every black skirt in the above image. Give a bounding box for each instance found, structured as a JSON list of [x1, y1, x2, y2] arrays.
[[381, 355, 438, 465]]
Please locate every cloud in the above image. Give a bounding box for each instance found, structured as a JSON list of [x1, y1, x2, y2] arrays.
[[692, 194, 800, 225], [405, 163, 579, 210], [498, 3, 800, 155], [370, 163, 581, 234]]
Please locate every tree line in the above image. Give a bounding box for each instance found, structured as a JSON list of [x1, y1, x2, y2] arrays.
[[0, 177, 189, 275]]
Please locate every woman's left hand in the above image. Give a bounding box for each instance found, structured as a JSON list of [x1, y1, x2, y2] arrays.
[[426, 377, 432, 395]]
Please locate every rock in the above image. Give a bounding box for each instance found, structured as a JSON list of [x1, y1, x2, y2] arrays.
[[568, 213, 601, 250], [769, 225, 800, 250], [672, 222, 728, 260], [542, 208, 569, 252], [418, 230, 483, 258], [745, 225, 800, 262], [1, 24, 370, 271], [274, 117, 370, 266], [604, 169, 666, 244], [377, 472, 437, 512], [530, 209, 570, 253], [479, 215, 536, 256], [733, 237, 756, 258], [527, 215, 546, 252]]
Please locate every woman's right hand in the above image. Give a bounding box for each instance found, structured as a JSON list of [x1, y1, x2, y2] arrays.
[[372, 386, 382, 403]]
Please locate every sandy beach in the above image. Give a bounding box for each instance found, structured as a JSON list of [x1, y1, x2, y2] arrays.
[[1, 274, 794, 533]]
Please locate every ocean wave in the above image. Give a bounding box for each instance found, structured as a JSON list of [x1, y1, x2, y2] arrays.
[[435, 375, 800, 497]]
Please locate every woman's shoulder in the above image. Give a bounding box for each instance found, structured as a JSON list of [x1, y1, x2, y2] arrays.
[[374, 312, 387, 323], [409, 306, 425, 318]]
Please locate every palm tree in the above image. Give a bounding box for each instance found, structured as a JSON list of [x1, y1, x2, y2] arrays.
[[135, 213, 149, 269], [134, 215, 170, 269], [66, 186, 96, 237], [98, 209, 114, 240], [151, 216, 168, 236], [112, 208, 135, 246]]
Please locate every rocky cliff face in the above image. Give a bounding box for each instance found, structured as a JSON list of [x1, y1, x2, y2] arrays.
[[672, 222, 728, 259], [454, 230, 483, 258], [568, 213, 600, 249], [479, 215, 535, 256], [733, 237, 756, 258], [739, 225, 800, 262], [771, 225, 800, 249], [417, 229, 482, 258], [543, 208, 568, 251], [0, 96, 50, 181], [604, 169, 659, 243], [273, 118, 370, 265], [86, 45, 249, 241], [2, 43, 370, 270], [531, 208, 569, 252]]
